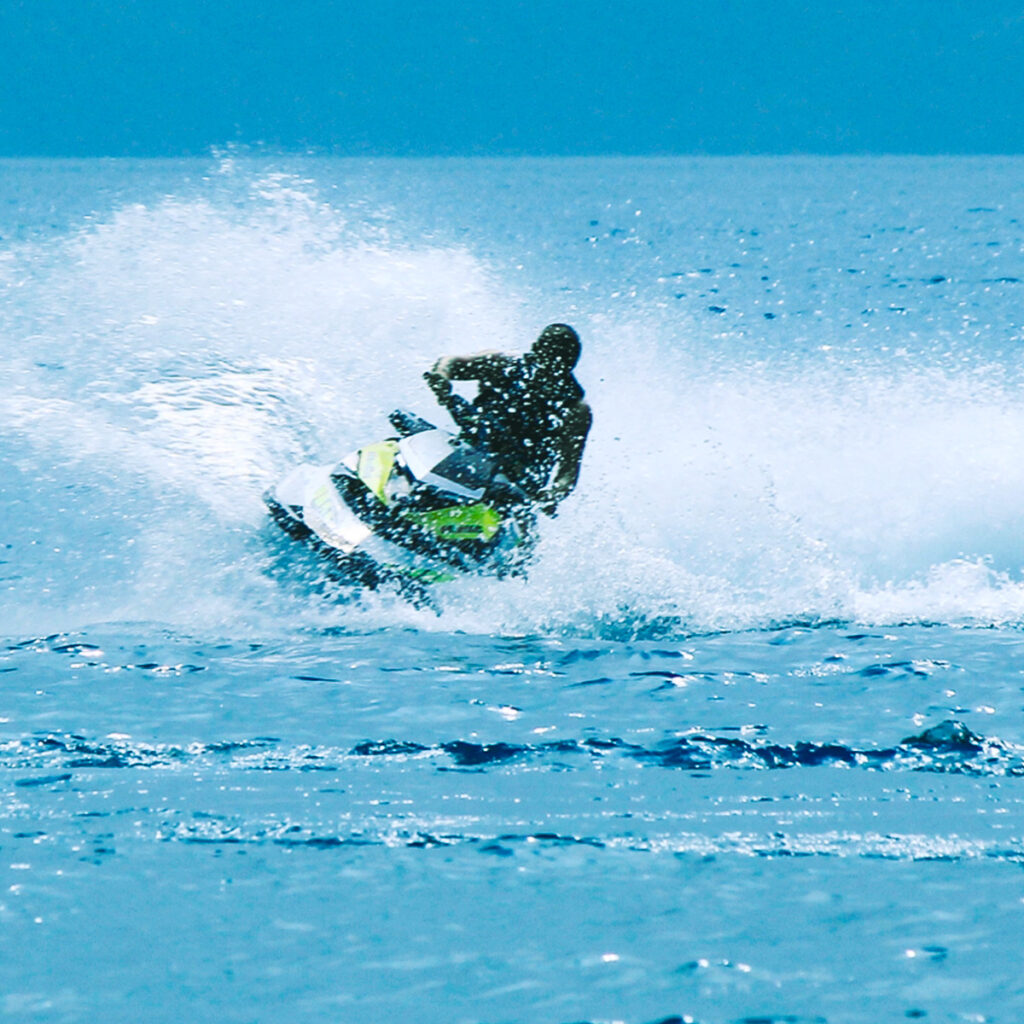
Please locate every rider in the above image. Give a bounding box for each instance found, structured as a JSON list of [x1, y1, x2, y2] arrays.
[[423, 324, 592, 515]]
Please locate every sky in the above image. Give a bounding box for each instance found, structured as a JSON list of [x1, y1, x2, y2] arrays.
[[2, 0, 1024, 156]]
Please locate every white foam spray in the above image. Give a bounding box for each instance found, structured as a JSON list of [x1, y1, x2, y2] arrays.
[[3, 158, 1024, 637]]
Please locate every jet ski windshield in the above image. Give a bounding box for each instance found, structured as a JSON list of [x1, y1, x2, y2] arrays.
[[398, 429, 496, 501]]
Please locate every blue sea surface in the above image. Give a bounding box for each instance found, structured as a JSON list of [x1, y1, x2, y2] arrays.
[[2, 156, 1024, 1023]]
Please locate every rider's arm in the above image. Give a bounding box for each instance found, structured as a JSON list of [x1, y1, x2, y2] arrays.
[[425, 352, 508, 388], [538, 401, 592, 515], [424, 352, 511, 424]]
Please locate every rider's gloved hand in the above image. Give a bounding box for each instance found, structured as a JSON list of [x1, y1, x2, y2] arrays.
[[423, 370, 451, 399]]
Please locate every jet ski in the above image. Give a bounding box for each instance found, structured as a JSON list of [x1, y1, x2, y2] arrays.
[[264, 410, 535, 598]]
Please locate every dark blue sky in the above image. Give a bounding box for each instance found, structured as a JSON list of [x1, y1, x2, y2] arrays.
[[2, 0, 1024, 156]]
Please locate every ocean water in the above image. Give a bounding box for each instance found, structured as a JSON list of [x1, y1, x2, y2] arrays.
[[2, 154, 1023, 1023]]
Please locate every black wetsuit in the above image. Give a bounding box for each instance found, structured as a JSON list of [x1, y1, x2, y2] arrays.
[[448, 353, 585, 501]]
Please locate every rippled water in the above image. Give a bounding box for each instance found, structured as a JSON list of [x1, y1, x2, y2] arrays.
[[2, 156, 1024, 1023]]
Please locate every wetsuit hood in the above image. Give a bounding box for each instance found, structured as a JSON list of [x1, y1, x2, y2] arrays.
[[532, 324, 581, 373]]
